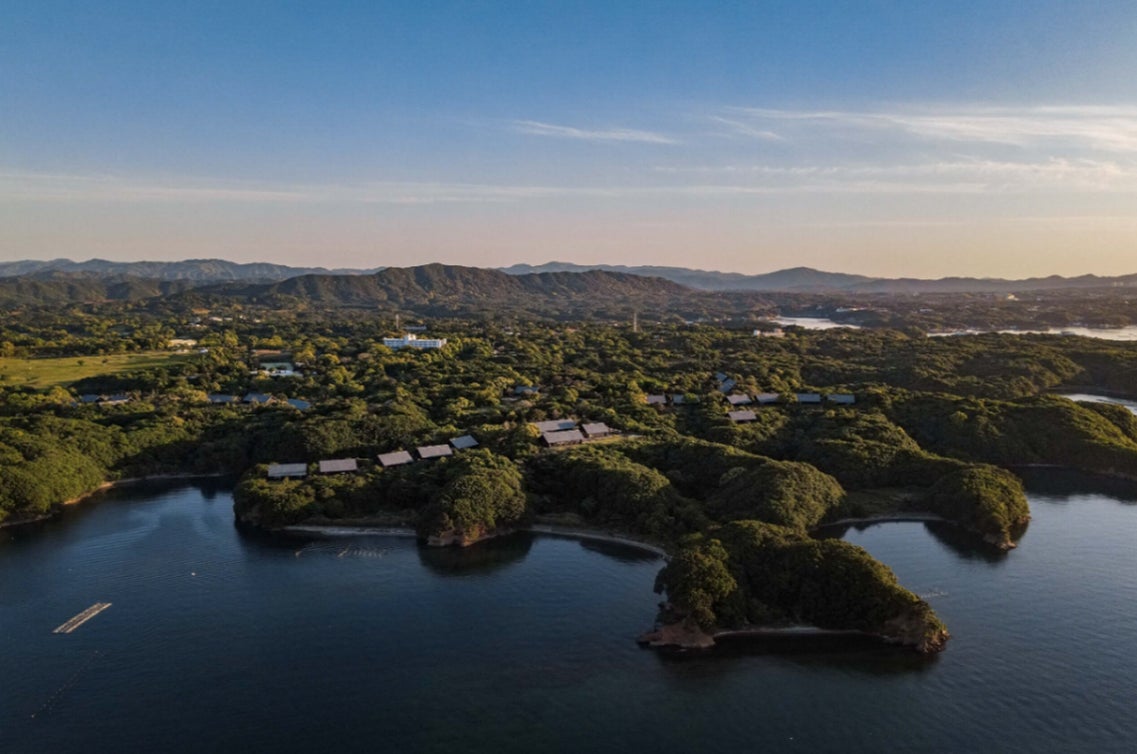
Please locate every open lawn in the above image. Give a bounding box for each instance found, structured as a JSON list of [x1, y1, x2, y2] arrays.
[[0, 351, 193, 388]]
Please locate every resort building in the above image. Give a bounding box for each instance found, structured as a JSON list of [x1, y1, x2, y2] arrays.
[[828, 393, 856, 405], [728, 410, 758, 423], [378, 450, 414, 467], [532, 419, 578, 433], [417, 444, 453, 460], [581, 422, 612, 438], [382, 333, 447, 350], [542, 429, 585, 446], [754, 393, 781, 405], [318, 459, 358, 474], [267, 462, 307, 479], [450, 435, 479, 450], [796, 393, 822, 404], [726, 394, 753, 406]]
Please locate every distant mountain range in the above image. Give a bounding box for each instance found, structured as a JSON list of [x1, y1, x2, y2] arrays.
[[0, 258, 375, 282], [2, 258, 1136, 297], [0, 263, 697, 315], [500, 262, 1137, 293]]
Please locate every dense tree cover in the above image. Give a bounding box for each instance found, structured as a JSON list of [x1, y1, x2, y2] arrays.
[[924, 466, 1030, 547], [656, 521, 949, 651], [417, 450, 527, 542], [887, 393, 1137, 478], [7, 299, 1137, 652]]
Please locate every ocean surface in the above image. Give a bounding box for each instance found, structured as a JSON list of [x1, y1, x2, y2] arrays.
[[3, 470, 1137, 754], [775, 315, 1137, 341], [928, 325, 1137, 341], [1057, 393, 1137, 415]]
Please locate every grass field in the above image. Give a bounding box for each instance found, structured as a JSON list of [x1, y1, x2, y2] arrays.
[[0, 351, 193, 389]]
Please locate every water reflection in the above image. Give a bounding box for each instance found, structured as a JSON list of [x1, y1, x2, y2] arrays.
[[576, 538, 662, 563], [417, 531, 534, 576], [1016, 467, 1137, 503], [654, 632, 937, 677], [922, 521, 1013, 564]]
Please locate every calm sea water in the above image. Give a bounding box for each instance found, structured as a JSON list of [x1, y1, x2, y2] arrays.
[[3, 471, 1137, 753], [929, 326, 1137, 341]]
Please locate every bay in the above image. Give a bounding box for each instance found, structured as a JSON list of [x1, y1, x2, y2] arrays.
[[2, 470, 1136, 753]]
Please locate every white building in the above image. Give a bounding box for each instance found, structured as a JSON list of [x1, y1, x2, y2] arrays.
[[383, 333, 447, 350]]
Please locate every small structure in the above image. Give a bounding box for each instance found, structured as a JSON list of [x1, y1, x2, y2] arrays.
[[79, 393, 102, 404], [714, 372, 729, 382], [450, 435, 479, 450], [796, 393, 822, 404], [728, 410, 758, 423], [828, 393, 856, 405], [646, 394, 667, 406], [581, 422, 612, 438], [208, 393, 238, 404], [101, 394, 130, 405], [378, 450, 414, 468], [671, 394, 688, 405], [417, 444, 453, 460], [753, 328, 784, 338], [169, 337, 198, 348], [532, 419, 578, 433], [285, 398, 312, 411], [719, 378, 737, 393], [268, 462, 307, 479], [513, 385, 540, 396], [754, 392, 781, 405], [260, 362, 298, 377], [319, 458, 358, 474], [383, 333, 447, 350], [244, 392, 272, 405], [726, 393, 752, 406], [542, 429, 585, 446]]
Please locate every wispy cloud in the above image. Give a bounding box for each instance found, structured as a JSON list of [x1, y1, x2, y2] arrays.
[[725, 105, 1137, 153], [654, 158, 1137, 192], [512, 119, 678, 144], [0, 172, 574, 205], [707, 115, 784, 141]]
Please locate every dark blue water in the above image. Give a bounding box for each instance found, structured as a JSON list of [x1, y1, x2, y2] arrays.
[[3, 471, 1136, 753]]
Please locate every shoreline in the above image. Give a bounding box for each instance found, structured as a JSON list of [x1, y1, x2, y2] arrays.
[[526, 524, 669, 557], [816, 512, 946, 529], [282, 520, 669, 557], [1, 472, 227, 529]]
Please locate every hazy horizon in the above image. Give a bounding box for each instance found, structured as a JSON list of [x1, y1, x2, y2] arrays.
[[4, 2, 1137, 278], [6, 254, 1137, 281]]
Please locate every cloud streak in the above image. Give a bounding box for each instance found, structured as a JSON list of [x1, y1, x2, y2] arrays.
[[512, 119, 678, 144], [725, 105, 1137, 153]]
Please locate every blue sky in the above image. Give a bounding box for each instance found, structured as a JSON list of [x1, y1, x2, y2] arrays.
[[3, 1, 1137, 276]]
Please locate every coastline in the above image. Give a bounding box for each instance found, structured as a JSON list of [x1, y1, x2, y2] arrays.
[[816, 512, 947, 529], [1, 472, 227, 529], [282, 520, 669, 558]]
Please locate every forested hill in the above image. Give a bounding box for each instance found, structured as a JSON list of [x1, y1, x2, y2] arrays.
[[6, 257, 1137, 295], [0, 272, 201, 306], [0, 263, 703, 315], [0, 258, 371, 281], [239, 264, 693, 309], [501, 262, 1137, 293]]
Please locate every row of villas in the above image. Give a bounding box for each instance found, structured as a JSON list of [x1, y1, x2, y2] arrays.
[[531, 419, 615, 447], [728, 392, 857, 423], [266, 434, 478, 479]]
